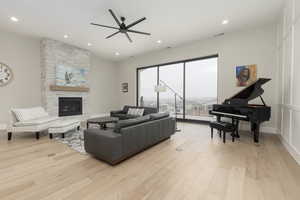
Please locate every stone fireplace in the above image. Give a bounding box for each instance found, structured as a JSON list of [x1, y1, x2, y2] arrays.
[[41, 39, 90, 117]]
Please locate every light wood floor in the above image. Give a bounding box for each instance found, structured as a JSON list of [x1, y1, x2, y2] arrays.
[[0, 123, 300, 200]]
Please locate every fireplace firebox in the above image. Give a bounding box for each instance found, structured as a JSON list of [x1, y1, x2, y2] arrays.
[[58, 97, 82, 117]]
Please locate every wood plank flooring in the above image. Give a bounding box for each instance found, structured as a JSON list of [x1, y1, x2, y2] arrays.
[[0, 123, 300, 200]]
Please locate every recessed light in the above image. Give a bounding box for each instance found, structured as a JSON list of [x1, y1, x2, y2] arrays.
[[222, 20, 229, 25], [87, 43, 92, 46], [115, 52, 120, 56], [63, 34, 69, 39], [10, 16, 19, 22], [157, 40, 162, 44]]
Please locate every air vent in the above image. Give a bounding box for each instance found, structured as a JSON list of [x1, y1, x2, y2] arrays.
[[214, 33, 225, 37]]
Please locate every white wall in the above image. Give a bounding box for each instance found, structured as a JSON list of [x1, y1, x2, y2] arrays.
[[277, 0, 300, 164], [116, 25, 279, 133], [0, 30, 119, 124], [0, 30, 41, 124], [89, 54, 119, 115]]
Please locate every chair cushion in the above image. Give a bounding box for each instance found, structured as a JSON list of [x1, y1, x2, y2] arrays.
[[209, 121, 235, 132], [12, 107, 49, 122], [149, 112, 170, 120], [114, 115, 150, 133], [49, 119, 80, 128], [13, 116, 58, 127]]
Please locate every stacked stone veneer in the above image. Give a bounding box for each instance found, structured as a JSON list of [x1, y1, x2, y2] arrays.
[[41, 39, 90, 117]]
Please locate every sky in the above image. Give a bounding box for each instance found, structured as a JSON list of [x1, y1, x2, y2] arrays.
[[138, 57, 218, 100]]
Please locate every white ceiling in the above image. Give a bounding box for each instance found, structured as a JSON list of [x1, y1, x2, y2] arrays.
[[0, 0, 283, 61]]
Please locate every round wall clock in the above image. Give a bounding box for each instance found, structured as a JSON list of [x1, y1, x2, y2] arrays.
[[0, 63, 13, 87]]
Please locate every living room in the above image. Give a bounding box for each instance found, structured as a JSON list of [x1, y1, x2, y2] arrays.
[[0, 0, 300, 199]]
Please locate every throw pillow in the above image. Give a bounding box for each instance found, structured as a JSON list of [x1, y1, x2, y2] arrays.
[[127, 108, 138, 115], [136, 108, 144, 116]]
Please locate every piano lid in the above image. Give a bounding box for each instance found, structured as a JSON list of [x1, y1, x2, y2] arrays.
[[227, 78, 271, 102]]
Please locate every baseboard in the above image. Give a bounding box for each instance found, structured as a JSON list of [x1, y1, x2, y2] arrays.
[[260, 127, 278, 134], [240, 125, 278, 134], [279, 135, 300, 165]]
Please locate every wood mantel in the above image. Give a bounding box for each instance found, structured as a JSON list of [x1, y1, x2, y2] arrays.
[[50, 85, 90, 92]]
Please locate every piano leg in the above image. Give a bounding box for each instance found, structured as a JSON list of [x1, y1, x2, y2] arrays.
[[231, 118, 240, 138], [252, 123, 260, 143], [236, 120, 240, 138]]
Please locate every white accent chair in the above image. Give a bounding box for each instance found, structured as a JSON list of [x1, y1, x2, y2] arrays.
[[8, 107, 59, 140]]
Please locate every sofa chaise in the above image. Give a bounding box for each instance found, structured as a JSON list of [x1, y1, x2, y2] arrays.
[[84, 112, 175, 165], [8, 107, 80, 140]]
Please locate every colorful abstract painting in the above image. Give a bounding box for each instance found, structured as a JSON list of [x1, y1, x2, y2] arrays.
[[56, 65, 88, 87], [236, 64, 257, 87]]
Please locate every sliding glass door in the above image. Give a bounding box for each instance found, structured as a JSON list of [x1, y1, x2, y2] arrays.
[[137, 55, 218, 122], [185, 58, 218, 120], [137, 67, 158, 108], [159, 63, 184, 119]]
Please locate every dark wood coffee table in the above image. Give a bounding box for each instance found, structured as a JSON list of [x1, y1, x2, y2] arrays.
[[87, 116, 118, 129]]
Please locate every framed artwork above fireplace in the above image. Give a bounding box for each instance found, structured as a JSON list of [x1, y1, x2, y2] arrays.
[[56, 65, 88, 87]]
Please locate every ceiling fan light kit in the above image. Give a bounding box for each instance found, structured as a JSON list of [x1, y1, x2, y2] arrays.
[[91, 9, 151, 43]]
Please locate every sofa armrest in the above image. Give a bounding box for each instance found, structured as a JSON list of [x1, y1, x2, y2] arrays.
[[110, 110, 126, 115], [84, 129, 122, 163]]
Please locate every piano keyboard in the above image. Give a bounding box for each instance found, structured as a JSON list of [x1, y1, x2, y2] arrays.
[[210, 111, 248, 119]]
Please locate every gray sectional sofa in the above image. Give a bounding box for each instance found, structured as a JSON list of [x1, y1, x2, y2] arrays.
[[110, 105, 158, 120], [84, 113, 175, 165]]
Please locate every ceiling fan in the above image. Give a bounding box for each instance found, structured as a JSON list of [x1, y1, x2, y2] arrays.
[[91, 9, 151, 43]]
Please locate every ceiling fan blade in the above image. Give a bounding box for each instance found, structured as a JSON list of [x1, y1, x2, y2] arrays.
[[91, 23, 120, 30], [109, 9, 121, 26], [127, 29, 151, 35], [125, 32, 132, 43], [106, 31, 121, 39], [126, 17, 146, 29]]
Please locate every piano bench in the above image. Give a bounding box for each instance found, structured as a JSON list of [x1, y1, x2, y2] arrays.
[[209, 121, 236, 143]]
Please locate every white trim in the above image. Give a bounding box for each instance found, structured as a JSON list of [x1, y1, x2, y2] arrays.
[[0, 124, 7, 131], [282, 104, 300, 112], [280, 135, 300, 165], [260, 127, 278, 134], [239, 125, 278, 134]]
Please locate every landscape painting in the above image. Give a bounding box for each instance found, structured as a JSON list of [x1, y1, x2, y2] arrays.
[[56, 65, 88, 87], [236, 64, 257, 87]]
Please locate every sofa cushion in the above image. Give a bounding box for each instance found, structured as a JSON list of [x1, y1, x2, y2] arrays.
[[122, 105, 157, 116], [114, 115, 150, 133], [149, 112, 170, 120], [12, 107, 49, 122], [13, 116, 59, 127], [113, 113, 138, 120]]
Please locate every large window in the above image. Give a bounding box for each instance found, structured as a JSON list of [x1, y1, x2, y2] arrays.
[[185, 58, 218, 120], [137, 55, 218, 122], [159, 63, 184, 118], [137, 67, 157, 108]]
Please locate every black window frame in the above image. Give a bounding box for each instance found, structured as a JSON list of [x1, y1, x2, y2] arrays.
[[136, 54, 218, 123]]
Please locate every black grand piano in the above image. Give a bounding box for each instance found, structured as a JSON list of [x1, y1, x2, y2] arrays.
[[209, 78, 271, 143]]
